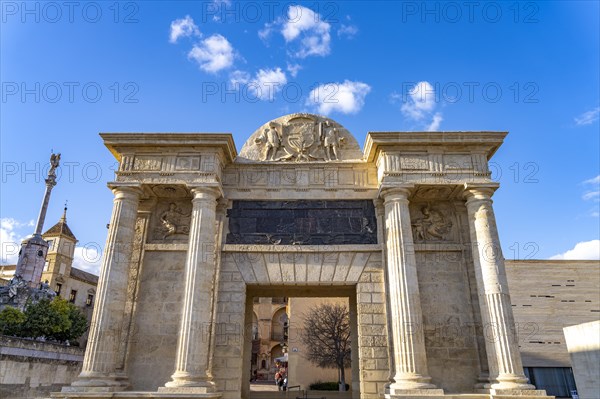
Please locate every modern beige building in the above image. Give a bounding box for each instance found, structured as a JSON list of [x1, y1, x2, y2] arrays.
[[506, 260, 600, 398]]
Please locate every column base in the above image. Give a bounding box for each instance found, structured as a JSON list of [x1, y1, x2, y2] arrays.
[[161, 372, 216, 393], [64, 373, 129, 393]]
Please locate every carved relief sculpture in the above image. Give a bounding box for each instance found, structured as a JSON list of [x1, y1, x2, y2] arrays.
[[412, 205, 453, 241], [320, 120, 345, 161], [153, 202, 192, 241], [241, 114, 362, 163], [254, 122, 282, 161]]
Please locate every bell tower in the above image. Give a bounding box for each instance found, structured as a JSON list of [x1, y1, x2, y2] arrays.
[[41, 204, 77, 296]]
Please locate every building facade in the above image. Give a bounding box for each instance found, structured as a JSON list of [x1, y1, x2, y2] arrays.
[[55, 114, 556, 399]]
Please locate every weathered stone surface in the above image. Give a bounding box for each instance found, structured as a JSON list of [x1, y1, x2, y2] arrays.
[[54, 115, 554, 399]]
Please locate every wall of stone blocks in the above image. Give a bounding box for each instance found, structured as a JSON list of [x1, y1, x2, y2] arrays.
[[0, 336, 84, 399], [356, 267, 389, 399], [416, 249, 482, 392], [212, 252, 247, 399], [126, 250, 186, 391]]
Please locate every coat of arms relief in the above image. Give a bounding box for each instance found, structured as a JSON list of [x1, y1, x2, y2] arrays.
[[253, 115, 345, 162]]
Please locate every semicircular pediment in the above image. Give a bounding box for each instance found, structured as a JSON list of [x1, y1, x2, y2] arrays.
[[237, 113, 363, 163]]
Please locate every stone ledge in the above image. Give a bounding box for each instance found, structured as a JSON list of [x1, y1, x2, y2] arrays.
[[144, 244, 188, 251], [223, 244, 382, 253], [52, 392, 222, 399]]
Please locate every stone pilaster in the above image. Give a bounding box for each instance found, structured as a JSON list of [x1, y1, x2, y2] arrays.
[[66, 183, 143, 392], [464, 184, 534, 391], [380, 186, 441, 395], [161, 186, 220, 393]]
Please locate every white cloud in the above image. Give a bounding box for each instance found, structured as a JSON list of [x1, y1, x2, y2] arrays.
[[550, 240, 600, 260], [229, 67, 287, 101], [188, 34, 235, 73], [261, 5, 331, 58], [73, 244, 103, 276], [574, 107, 600, 126], [337, 24, 358, 38], [400, 81, 443, 131], [582, 175, 600, 202], [426, 112, 443, 131], [169, 15, 201, 43], [287, 63, 302, 78], [0, 218, 33, 265], [401, 81, 437, 119], [307, 80, 371, 115]]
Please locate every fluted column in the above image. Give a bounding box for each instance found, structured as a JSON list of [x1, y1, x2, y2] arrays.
[[381, 186, 438, 393], [162, 186, 220, 392], [68, 183, 143, 392], [464, 184, 534, 390]]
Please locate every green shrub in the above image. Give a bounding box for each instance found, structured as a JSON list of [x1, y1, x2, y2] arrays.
[[0, 307, 26, 336], [6, 297, 88, 342], [309, 381, 349, 391]]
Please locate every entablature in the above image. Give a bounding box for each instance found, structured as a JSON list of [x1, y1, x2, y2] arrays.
[[364, 131, 507, 185]]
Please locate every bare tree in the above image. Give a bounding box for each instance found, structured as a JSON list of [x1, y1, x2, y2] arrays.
[[301, 303, 351, 391]]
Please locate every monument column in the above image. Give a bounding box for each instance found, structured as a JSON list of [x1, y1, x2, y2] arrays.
[[464, 184, 534, 390], [68, 183, 143, 391], [380, 186, 439, 393], [162, 186, 220, 392]]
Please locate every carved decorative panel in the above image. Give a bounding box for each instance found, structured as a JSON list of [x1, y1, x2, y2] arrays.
[[226, 200, 377, 245], [409, 202, 457, 243], [148, 199, 193, 243]]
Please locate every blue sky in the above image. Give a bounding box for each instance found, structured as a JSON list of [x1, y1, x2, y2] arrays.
[[1, 0, 599, 274]]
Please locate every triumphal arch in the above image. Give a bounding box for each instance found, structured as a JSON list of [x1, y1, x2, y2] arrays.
[[56, 114, 551, 399]]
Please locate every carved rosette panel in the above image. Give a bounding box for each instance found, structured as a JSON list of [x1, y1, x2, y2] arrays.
[[409, 202, 457, 243], [149, 199, 193, 243]]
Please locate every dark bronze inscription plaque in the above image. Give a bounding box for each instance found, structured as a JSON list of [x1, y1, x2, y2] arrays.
[[226, 200, 377, 245]]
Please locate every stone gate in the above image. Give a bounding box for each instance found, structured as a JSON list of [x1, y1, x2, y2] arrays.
[[54, 114, 552, 399]]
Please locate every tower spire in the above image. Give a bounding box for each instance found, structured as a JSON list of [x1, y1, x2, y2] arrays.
[[61, 200, 68, 222]]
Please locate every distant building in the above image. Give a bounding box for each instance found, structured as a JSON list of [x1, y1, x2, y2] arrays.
[[40, 207, 98, 310], [0, 208, 98, 336]]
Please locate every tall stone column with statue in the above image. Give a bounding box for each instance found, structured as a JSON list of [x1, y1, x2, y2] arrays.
[[464, 184, 536, 392], [16, 153, 61, 287], [67, 183, 143, 392]]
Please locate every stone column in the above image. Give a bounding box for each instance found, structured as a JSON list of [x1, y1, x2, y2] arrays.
[[380, 186, 440, 393], [67, 183, 143, 392], [464, 184, 534, 390], [162, 186, 220, 393]]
